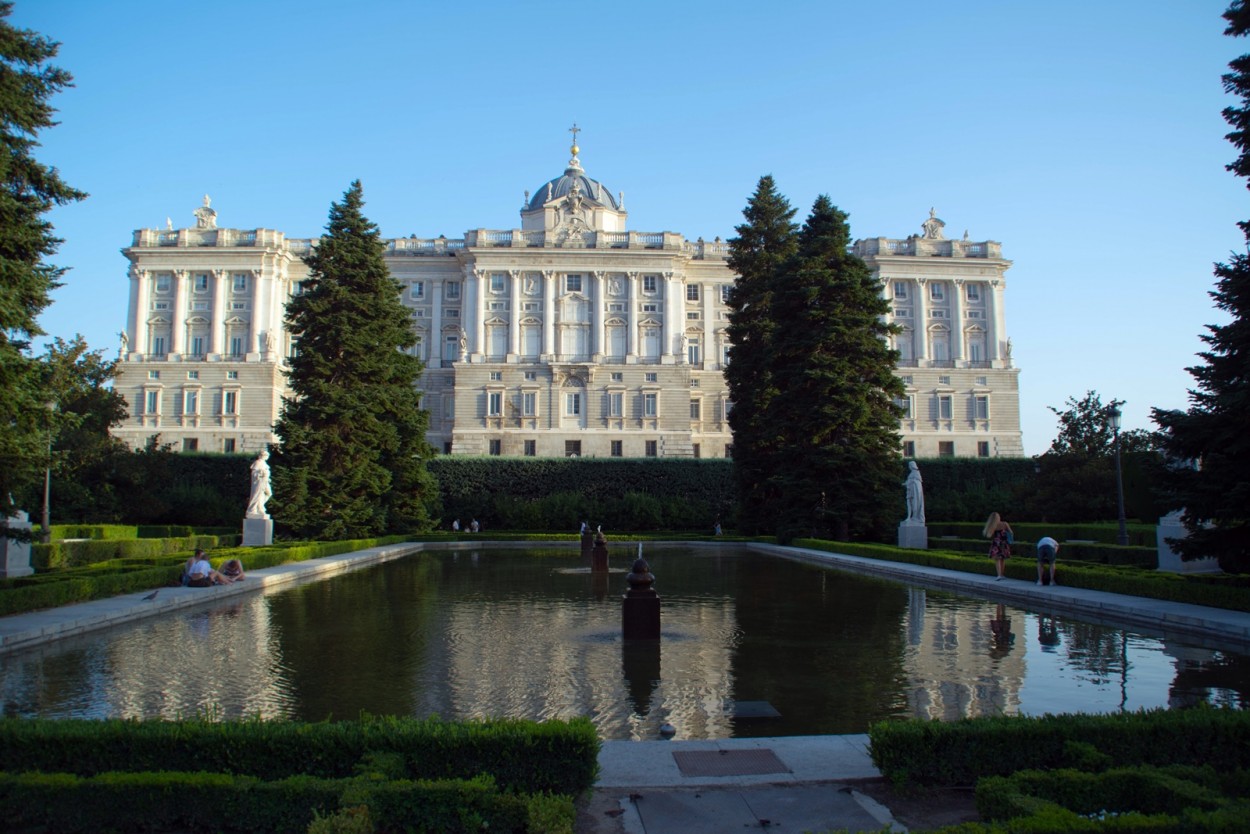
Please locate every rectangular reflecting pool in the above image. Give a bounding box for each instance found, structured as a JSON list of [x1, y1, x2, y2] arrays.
[[1, 545, 1247, 739]]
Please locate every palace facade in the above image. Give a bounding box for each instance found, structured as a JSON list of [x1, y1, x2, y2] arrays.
[[111, 140, 1024, 459]]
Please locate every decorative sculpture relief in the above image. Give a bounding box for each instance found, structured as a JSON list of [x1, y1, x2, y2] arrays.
[[194, 194, 217, 230], [921, 208, 945, 240]]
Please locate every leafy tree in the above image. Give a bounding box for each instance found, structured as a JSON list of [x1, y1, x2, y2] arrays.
[[724, 176, 797, 534], [766, 197, 903, 541], [272, 181, 438, 539], [1151, 2, 1250, 572], [0, 3, 86, 517], [1048, 391, 1158, 457]]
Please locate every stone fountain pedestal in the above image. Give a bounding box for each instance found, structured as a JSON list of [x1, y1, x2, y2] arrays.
[[622, 557, 660, 640]]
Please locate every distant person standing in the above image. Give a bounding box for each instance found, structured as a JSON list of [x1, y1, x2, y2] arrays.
[[469, 518, 480, 533], [452, 518, 460, 533], [983, 512, 1013, 581], [1036, 535, 1059, 586]]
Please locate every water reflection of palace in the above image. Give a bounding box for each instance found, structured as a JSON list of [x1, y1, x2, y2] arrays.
[[902, 589, 1026, 720]]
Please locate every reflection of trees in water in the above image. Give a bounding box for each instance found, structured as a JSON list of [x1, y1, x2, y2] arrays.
[[1167, 650, 1250, 709], [1056, 621, 1126, 682]]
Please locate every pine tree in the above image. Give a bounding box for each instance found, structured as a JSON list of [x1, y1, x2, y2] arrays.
[[724, 176, 798, 534], [767, 197, 903, 541], [273, 181, 437, 539], [1151, 1, 1250, 572], [0, 3, 86, 516]]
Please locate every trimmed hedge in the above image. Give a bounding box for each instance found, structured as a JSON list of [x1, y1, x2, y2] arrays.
[[0, 770, 568, 834], [0, 715, 601, 795], [31, 534, 237, 570], [927, 521, 1157, 548], [925, 536, 1158, 568], [867, 708, 1250, 788]]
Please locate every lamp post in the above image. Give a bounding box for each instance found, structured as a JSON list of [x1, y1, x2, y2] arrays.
[[1109, 404, 1129, 547], [41, 400, 55, 544]]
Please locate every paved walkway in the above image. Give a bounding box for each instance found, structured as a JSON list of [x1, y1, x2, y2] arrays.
[[4, 539, 1249, 832]]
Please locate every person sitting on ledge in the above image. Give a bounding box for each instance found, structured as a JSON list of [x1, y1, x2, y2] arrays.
[[220, 558, 245, 582], [186, 549, 233, 587]]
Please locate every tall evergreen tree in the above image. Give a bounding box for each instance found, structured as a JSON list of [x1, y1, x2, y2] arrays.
[[0, 3, 86, 517], [724, 176, 798, 533], [767, 197, 903, 541], [273, 181, 437, 539], [1152, 2, 1250, 573]]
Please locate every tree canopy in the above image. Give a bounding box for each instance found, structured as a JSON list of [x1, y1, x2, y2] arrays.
[[1151, 1, 1250, 572], [272, 181, 438, 539], [0, 3, 86, 517]]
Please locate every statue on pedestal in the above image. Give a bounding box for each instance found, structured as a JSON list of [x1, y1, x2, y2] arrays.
[[903, 460, 925, 524], [245, 449, 272, 518]]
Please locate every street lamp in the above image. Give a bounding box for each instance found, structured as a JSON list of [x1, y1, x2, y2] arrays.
[[41, 400, 55, 545], [1109, 404, 1129, 547]]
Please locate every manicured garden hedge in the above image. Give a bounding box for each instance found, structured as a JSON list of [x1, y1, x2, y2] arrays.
[[927, 521, 1158, 548], [0, 715, 600, 795], [867, 708, 1250, 788]]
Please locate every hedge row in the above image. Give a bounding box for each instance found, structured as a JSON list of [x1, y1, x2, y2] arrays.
[[31, 534, 239, 570], [0, 770, 573, 834], [0, 715, 600, 795], [926, 521, 1159, 548], [791, 539, 1250, 612], [968, 764, 1250, 831], [0, 536, 410, 616], [867, 708, 1250, 788], [927, 536, 1158, 568]]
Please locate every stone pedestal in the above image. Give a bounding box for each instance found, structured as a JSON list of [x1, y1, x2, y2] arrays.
[[898, 521, 928, 550], [1156, 511, 1220, 573], [622, 557, 661, 640], [242, 516, 273, 547], [591, 535, 609, 572], [579, 531, 594, 559], [0, 511, 34, 578]]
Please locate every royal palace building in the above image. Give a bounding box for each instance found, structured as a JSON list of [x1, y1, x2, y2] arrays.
[[111, 137, 1025, 459]]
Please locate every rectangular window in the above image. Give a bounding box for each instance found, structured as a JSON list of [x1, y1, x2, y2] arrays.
[[610, 440, 623, 457], [153, 301, 170, 311], [686, 284, 700, 302], [524, 439, 536, 457], [223, 438, 236, 453], [938, 395, 953, 420], [445, 335, 459, 358], [686, 311, 700, 320], [193, 273, 209, 292], [487, 391, 503, 416], [609, 391, 623, 417], [411, 282, 424, 299], [182, 438, 198, 452], [894, 308, 911, 318], [489, 371, 502, 381], [566, 274, 582, 293], [145, 390, 159, 414], [489, 439, 502, 456], [974, 395, 990, 420], [721, 285, 732, 304], [445, 282, 461, 300], [152, 336, 166, 355], [155, 274, 171, 293], [645, 440, 658, 457], [929, 309, 947, 318], [645, 372, 657, 382], [565, 440, 581, 457], [524, 371, 537, 380], [445, 308, 460, 318], [642, 303, 658, 312], [643, 275, 657, 294], [903, 440, 916, 458], [693, 443, 701, 459], [690, 399, 701, 420], [643, 392, 658, 417], [608, 302, 624, 312], [929, 282, 945, 301], [187, 370, 199, 380], [183, 390, 199, 414], [967, 310, 983, 319], [939, 441, 955, 457], [226, 370, 239, 380], [938, 375, 951, 385], [230, 301, 248, 311], [566, 392, 581, 415], [230, 336, 244, 356], [893, 282, 908, 300], [522, 391, 537, 416], [149, 370, 160, 380], [687, 338, 701, 365], [895, 395, 913, 419], [224, 391, 238, 414], [232, 274, 248, 293], [611, 372, 623, 382], [966, 283, 981, 302], [975, 376, 987, 386], [523, 302, 539, 312], [192, 301, 209, 311], [444, 442, 453, 454], [978, 441, 991, 458], [191, 336, 205, 355], [490, 273, 506, 294]]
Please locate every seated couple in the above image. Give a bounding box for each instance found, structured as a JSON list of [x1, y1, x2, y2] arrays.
[[183, 550, 245, 587]]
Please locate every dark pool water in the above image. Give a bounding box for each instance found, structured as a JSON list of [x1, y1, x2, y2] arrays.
[[1, 545, 1247, 739]]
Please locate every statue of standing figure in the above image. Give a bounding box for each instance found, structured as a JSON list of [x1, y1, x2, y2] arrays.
[[903, 460, 925, 524], [246, 449, 272, 518]]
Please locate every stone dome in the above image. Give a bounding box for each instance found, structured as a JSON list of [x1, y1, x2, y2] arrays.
[[527, 162, 620, 211]]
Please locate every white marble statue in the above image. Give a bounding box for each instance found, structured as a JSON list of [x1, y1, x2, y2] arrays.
[[904, 460, 925, 524], [246, 449, 272, 518]]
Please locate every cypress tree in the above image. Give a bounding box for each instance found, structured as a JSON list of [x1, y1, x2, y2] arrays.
[[768, 197, 904, 541], [1152, 2, 1250, 573], [725, 176, 798, 534], [273, 181, 437, 539], [0, 3, 86, 516]]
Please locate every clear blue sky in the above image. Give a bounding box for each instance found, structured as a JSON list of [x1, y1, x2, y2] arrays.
[[16, 0, 1245, 456]]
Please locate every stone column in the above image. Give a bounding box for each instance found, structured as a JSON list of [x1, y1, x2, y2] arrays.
[[989, 279, 1007, 365], [471, 268, 486, 358], [171, 270, 189, 355], [626, 272, 639, 362], [430, 282, 444, 365], [950, 279, 964, 362], [508, 270, 521, 360], [661, 272, 676, 362], [591, 271, 605, 361], [542, 270, 555, 359], [133, 268, 149, 355], [913, 279, 928, 362]]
